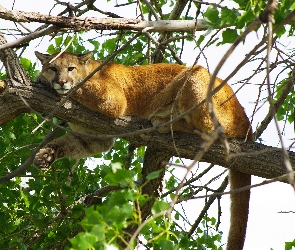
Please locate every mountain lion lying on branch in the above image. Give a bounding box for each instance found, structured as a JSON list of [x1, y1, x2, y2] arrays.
[[34, 51, 252, 250]]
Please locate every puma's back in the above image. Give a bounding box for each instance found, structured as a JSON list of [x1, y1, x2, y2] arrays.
[[35, 51, 186, 118], [35, 51, 251, 137]]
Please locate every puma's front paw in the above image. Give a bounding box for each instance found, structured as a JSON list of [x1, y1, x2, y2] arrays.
[[34, 147, 56, 169]]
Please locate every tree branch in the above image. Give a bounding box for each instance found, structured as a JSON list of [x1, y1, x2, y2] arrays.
[[0, 4, 205, 37], [0, 26, 58, 51], [0, 79, 294, 181]]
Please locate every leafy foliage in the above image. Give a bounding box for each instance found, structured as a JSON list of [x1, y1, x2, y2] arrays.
[[285, 239, 295, 250], [275, 75, 295, 125]]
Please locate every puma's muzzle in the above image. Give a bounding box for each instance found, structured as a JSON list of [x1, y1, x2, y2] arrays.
[[53, 82, 72, 94]]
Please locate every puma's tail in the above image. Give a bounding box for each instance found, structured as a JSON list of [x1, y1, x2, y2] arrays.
[[226, 170, 251, 250]]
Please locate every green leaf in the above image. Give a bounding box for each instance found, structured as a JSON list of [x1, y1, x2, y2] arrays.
[[102, 38, 117, 53], [276, 26, 286, 37], [0, 72, 6, 80], [121, 203, 133, 219], [70, 232, 98, 250], [103, 168, 134, 186], [107, 204, 132, 224], [203, 7, 220, 24], [179, 235, 189, 248], [54, 36, 63, 48], [20, 58, 31, 70], [196, 35, 205, 47], [80, 207, 101, 231], [90, 224, 105, 241], [221, 8, 240, 25], [222, 28, 239, 44], [146, 170, 162, 180], [159, 239, 174, 249], [89, 40, 100, 50], [152, 200, 170, 214], [47, 44, 56, 54], [236, 10, 255, 28], [233, 0, 249, 9], [108, 191, 127, 207], [285, 239, 295, 250]]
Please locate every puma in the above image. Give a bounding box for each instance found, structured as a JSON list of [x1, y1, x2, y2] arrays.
[[34, 51, 252, 250]]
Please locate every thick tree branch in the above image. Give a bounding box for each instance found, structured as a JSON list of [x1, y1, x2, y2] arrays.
[[0, 81, 294, 181], [0, 4, 204, 36]]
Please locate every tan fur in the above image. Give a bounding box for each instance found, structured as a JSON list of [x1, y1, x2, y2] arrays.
[[34, 51, 252, 249]]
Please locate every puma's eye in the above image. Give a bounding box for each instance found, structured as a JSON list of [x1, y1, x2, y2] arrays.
[[68, 67, 75, 72], [49, 67, 57, 72]]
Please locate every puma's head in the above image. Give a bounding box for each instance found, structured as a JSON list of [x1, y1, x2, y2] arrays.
[[35, 51, 93, 95]]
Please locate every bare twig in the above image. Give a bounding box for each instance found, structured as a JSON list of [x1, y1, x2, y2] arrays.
[[190, 171, 295, 200], [254, 69, 295, 138], [0, 26, 57, 52], [161, 163, 215, 198], [187, 176, 228, 237], [141, 0, 159, 21], [263, 0, 294, 188]]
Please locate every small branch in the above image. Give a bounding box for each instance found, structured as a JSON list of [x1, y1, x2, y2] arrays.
[[85, 185, 122, 206], [254, 68, 294, 139], [187, 176, 228, 237], [124, 144, 136, 170], [0, 33, 30, 85], [0, 26, 57, 52], [66, 160, 81, 186], [141, 0, 159, 21], [161, 163, 215, 198], [190, 170, 295, 201], [263, 0, 294, 187], [89, 5, 122, 18], [152, 0, 190, 63]]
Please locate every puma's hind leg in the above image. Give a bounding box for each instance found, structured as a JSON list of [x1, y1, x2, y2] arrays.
[[150, 116, 195, 134], [34, 133, 115, 169]]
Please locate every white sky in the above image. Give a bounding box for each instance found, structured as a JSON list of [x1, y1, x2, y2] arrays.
[[1, 0, 295, 249]]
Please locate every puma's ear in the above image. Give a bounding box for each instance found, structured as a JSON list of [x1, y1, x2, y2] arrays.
[[77, 52, 93, 64], [35, 51, 51, 65]]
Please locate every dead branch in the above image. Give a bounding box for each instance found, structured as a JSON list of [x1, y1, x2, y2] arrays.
[[0, 4, 206, 36]]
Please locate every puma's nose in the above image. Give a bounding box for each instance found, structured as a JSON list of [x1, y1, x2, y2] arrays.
[[58, 81, 66, 86]]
